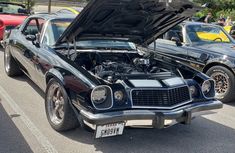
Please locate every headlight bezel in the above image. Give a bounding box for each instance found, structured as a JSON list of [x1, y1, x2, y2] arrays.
[[91, 85, 113, 110], [201, 79, 215, 99]]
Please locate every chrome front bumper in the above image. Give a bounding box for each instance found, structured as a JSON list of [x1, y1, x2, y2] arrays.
[[80, 100, 222, 129]]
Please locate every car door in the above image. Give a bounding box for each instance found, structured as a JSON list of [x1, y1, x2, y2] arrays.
[[184, 24, 217, 70], [11, 18, 42, 83]]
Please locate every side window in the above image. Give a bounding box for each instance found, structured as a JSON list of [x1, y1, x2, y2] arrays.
[[163, 25, 183, 42], [22, 19, 39, 36]]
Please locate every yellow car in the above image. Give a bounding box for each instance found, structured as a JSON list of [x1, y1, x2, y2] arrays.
[[188, 24, 231, 42], [57, 7, 83, 15], [197, 31, 230, 42]]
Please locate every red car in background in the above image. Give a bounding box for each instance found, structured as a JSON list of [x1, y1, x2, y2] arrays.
[[0, 2, 29, 40]]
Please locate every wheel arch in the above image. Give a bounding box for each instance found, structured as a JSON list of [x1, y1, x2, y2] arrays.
[[203, 62, 235, 75], [45, 68, 65, 86]]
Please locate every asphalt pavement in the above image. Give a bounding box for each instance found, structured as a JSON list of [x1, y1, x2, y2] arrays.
[[0, 48, 235, 153]]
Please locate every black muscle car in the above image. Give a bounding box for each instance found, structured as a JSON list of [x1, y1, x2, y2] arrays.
[[4, 0, 222, 138], [150, 21, 235, 103]]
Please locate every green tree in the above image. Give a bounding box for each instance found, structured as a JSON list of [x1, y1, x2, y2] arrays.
[[194, 0, 235, 19]]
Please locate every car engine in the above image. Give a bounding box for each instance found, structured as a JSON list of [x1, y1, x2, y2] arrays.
[[74, 52, 175, 83]]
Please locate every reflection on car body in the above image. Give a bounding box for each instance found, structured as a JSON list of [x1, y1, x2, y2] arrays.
[[4, 0, 222, 138]]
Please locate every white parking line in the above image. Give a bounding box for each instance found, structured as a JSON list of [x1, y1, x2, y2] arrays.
[[0, 85, 58, 153]]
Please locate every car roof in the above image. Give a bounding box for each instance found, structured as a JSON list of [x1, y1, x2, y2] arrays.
[[182, 21, 222, 28], [29, 13, 76, 21]]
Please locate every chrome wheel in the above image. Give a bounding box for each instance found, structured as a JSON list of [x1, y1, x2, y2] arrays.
[[47, 83, 65, 125], [211, 72, 230, 99]]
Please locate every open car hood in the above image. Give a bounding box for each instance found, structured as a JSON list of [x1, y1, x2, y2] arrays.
[[55, 0, 200, 46]]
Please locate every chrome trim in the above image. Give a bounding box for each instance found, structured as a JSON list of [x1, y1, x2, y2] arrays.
[[40, 20, 50, 44], [130, 85, 192, 110], [91, 85, 113, 110]]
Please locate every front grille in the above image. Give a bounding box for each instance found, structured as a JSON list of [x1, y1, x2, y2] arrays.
[[131, 86, 191, 108]]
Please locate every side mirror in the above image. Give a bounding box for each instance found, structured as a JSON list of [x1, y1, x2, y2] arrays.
[[171, 37, 182, 46], [26, 34, 40, 47], [26, 35, 36, 41]]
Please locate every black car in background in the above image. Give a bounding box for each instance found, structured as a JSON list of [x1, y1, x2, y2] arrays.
[[4, 0, 222, 138], [150, 21, 235, 103]]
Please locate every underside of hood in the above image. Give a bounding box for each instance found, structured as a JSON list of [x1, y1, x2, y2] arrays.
[[56, 0, 200, 46]]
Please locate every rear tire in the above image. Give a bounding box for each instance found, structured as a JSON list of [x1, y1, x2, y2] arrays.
[[45, 79, 78, 131], [206, 66, 235, 103], [4, 46, 22, 77]]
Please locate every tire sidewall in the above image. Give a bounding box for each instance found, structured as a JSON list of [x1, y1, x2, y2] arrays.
[[45, 78, 77, 131], [206, 66, 235, 103]]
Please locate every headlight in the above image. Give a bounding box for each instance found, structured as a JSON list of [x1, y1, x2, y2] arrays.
[[91, 86, 107, 104], [189, 85, 197, 97], [202, 80, 212, 94], [201, 80, 215, 98], [114, 91, 124, 102]]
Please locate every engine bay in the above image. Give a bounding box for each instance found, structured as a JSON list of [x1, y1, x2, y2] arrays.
[[72, 51, 177, 83]]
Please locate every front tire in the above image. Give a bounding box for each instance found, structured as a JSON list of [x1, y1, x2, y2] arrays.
[[4, 46, 22, 77], [45, 79, 78, 131], [206, 66, 235, 103]]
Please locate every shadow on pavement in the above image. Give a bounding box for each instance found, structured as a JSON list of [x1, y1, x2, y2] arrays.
[[60, 117, 235, 153], [0, 103, 33, 153], [227, 102, 235, 107]]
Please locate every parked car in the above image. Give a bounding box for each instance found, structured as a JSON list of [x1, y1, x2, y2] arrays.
[[4, 0, 222, 138], [56, 7, 83, 15], [150, 21, 235, 103], [0, 2, 29, 40]]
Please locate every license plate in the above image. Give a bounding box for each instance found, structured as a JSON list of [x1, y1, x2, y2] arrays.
[[95, 122, 125, 138]]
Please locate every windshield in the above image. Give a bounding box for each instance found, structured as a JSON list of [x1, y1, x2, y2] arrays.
[[186, 24, 231, 43], [0, 3, 26, 14], [43, 19, 136, 50], [43, 19, 73, 46]]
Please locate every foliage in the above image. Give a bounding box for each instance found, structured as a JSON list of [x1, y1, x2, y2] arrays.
[[193, 0, 235, 19]]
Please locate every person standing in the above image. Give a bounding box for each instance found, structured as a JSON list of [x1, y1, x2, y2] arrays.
[[204, 12, 214, 23]]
